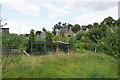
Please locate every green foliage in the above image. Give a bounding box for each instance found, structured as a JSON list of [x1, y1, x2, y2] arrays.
[[53, 31, 69, 42], [86, 24, 92, 29], [102, 16, 114, 26], [76, 31, 87, 40], [2, 34, 28, 50], [2, 54, 22, 73], [46, 32, 53, 42], [81, 25, 87, 31], [42, 27, 47, 32], [93, 22, 99, 28], [88, 27, 101, 43], [71, 24, 80, 33], [69, 36, 75, 51], [52, 22, 73, 36], [52, 28, 56, 36], [89, 70, 108, 78], [35, 31, 42, 36], [2, 53, 118, 78], [97, 26, 120, 58], [80, 36, 95, 51], [75, 41, 85, 53], [29, 29, 35, 42], [0, 54, 2, 79]]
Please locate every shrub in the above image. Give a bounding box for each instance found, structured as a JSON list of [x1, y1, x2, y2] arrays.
[[75, 31, 86, 40], [79, 36, 95, 51], [75, 41, 85, 53], [53, 31, 69, 42], [29, 29, 35, 42], [97, 25, 120, 58], [68, 36, 75, 51], [46, 32, 53, 42], [2, 34, 28, 50], [88, 27, 102, 43]]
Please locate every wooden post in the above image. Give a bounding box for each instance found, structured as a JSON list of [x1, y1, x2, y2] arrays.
[[56, 44, 58, 52], [44, 44, 46, 53], [51, 44, 53, 52], [68, 45, 69, 52]]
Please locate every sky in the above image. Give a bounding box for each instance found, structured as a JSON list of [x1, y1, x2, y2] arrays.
[[0, 0, 119, 34]]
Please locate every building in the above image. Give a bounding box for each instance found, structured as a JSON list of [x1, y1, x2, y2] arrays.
[[0, 28, 9, 34], [40, 31, 46, 40], [56, 28, 75, 37]]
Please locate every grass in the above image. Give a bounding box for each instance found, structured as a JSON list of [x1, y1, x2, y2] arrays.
[[0, 54, 2, 79], [2, 51, 118, 78]]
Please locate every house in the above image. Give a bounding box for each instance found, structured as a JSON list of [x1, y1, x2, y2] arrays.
[[56, 28, 75, 37], [40, 31, 46, 40]]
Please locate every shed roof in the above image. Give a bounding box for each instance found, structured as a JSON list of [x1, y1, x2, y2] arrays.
[[32, 41, 69, 45]]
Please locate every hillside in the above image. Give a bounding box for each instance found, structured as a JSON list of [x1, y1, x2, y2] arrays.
[[2, 52, 118, 78]]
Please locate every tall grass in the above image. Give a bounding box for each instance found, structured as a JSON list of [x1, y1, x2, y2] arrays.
[[2, 51, 118, 78], [0, 54, 2, 79]]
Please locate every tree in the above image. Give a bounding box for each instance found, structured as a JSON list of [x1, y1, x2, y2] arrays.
[[87, 24, 92, 29], [76, 31, 87, 40], [81, 25, 87, 31], [67, 23, 73, 29], [52, 22, 73, 36], [2, 33, 28, 50], [69, 36, 75, 51], [71, 24, 80, 33], [93, 22, 99, 28], [88, 27, 101, 43], [36, 31, 42, 36], [29, 29, 35, 42], [46, 32, 53, 42], [42, 27, 47, 32], [97, 25, 120, 58], [52, 28, 56, 36], [102, 16, 114, 26]]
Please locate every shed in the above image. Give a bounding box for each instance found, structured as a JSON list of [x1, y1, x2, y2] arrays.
[[27, 41, 69, 54]]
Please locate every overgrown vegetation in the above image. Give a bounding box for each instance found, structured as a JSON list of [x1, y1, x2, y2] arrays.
[[2, 33, 28, 50], [1, 16, 119, 78], [2, 52, 118, 78]]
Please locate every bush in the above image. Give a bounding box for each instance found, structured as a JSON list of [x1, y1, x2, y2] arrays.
[[97, 25, 120, 58], [75, 41, 85, 53], [29, 29, 35, 42], [75, 31, 86, 40], [2, 34, 28, 50], [88, 27, 101, 43], [68, 36, 75, 51], [80, 36, 95, 51], [46, 32, 53, 42], [53, 31, 69, 42]]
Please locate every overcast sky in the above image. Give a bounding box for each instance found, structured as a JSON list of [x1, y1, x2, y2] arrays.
[[0, 0, 119, 34]]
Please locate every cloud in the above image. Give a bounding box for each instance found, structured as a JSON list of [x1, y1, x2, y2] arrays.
[[0, 0, 41, 16], [4, 19, 55, 34], [0, 0, 71, 18], [23, 0, 119, 2], [1, 0, 119, 34], [40, 3, 71, 19], [73, 6, 118, 25], [64, 2, 117, 13]]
